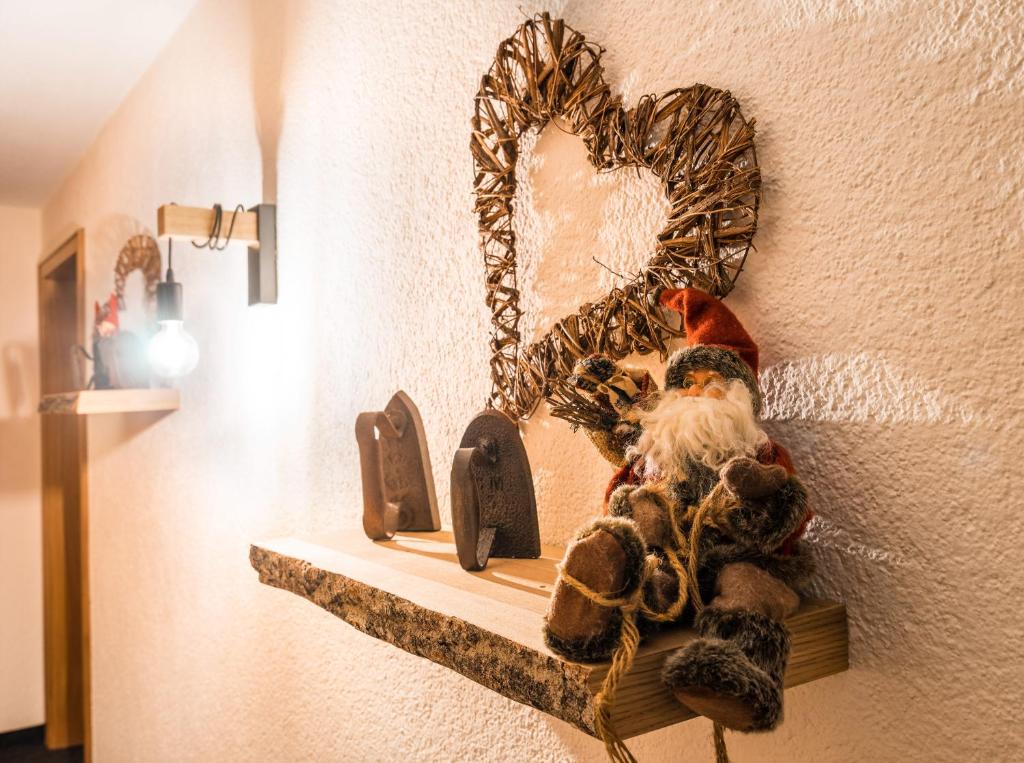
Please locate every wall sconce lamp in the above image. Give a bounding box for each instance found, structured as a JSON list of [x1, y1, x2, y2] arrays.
[[157, 203, 277, 304], [149, 242, 199, 378], [151, 202, 278, 378]]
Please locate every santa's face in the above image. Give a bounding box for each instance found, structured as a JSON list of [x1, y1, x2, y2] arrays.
[[628, 370, 767, 482], [675, 369, 728, 399]]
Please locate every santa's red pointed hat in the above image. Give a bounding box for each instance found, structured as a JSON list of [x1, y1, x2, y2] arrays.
[[658, 287, 762, 413], [95, 293, 120, 329]]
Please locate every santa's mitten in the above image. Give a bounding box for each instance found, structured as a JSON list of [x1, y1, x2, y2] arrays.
[[721, 457, 787, 500], [719, 458, 808, 553], [565, 355, 658, 465], [608, 484, 672, 549], [568, 355, 652, 415], [661, 608, 791, 732], [543, 517, 647, 662]]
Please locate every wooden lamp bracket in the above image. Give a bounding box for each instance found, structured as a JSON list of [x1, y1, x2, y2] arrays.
[[156, 203, 277, 305]]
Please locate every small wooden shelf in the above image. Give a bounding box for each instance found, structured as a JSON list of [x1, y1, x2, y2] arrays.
[[38, 388, 180, 415], [250, 530, 848, 739]]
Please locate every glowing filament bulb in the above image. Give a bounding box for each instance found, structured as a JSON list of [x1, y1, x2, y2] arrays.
[[148, 320, 198, 378]]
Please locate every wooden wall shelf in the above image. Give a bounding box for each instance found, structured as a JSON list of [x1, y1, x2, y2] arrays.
[[39, 389, 180, 415], [250, 530, 848, 740]]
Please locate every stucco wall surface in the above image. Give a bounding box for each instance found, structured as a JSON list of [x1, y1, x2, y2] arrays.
[[39, 0, 1023, 760], [0, 204, 44, 732]]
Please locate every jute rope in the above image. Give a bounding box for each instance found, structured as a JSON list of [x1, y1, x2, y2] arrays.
[[555, 484, 732, 763]]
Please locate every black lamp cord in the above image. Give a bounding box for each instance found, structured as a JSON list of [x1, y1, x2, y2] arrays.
[[162, 201, 246, 283], [157, 238, 182, 322], [192, 203, 246, 251]]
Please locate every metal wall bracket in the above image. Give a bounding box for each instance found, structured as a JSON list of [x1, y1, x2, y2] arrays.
[[247, 203, 277, 305], [450, 409, 540, 571], [356, 391, 440, 540]]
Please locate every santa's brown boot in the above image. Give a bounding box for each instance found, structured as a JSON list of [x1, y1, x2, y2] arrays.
[[543, 517, 647, 662], [661, 608, 790, 731]]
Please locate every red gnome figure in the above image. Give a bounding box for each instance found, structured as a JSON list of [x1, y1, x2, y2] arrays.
[[94, 293, 120, 337], [543, 288, 813, 736]]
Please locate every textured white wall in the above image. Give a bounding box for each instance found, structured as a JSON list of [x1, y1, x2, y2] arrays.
[[0, 204, 44, 732], [39, 0, 1023, 760]]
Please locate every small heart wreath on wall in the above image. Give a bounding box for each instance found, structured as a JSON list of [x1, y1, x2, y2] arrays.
[[113, 234, 163, 316], [471, 13, 761, 423]]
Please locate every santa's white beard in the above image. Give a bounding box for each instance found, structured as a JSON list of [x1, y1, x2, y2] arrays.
[[628, 379, 768, 481]]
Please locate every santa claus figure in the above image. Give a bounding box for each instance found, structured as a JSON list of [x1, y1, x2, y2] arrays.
[[94, 293, 120, 338], [543, 287, 813, 733]]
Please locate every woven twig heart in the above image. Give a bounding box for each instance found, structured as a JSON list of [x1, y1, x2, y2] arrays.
[[471, 14, 761, 423], [113, 234, 162, 314]]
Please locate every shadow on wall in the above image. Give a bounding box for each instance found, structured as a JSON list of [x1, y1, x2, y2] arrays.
[[251, 0, 289, 204], [3, 342, 36, 414], [86, 410, 176, 462], [1, 342, 40, 492], [760, 351, 982, 427], [93, 214, 149, 273]]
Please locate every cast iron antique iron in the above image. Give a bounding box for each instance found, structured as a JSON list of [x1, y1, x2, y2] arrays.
[[356, 391, 440, 540], [450, 409, 540, 571]]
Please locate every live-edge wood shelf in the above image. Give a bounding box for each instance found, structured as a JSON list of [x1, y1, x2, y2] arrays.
[[250, 530, 848, 740], [39, 389, 180, 415]]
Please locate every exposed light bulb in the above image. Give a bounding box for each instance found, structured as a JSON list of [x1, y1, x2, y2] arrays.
[[148, 320, 199, 378], [150, 259, 198, 378]]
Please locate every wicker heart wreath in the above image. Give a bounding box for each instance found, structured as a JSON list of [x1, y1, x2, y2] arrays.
[[471, 14, 760, 424], [114, 234, 163, 314]]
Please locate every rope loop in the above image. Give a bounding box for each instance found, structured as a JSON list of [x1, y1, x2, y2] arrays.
[[552, 483, 734, 763]]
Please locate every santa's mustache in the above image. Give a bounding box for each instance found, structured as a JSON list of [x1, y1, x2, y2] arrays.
[[627, 379, 768, 482]]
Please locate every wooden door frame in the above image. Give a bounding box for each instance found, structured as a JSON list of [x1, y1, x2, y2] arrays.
[[38, 230, 90, 756]]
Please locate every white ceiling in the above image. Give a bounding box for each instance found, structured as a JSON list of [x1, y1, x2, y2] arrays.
[[0, 0, 200, 207]]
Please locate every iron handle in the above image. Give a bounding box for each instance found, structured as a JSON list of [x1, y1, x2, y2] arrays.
[[355, 410, 408, 540], [451, 446, 497, 571]]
